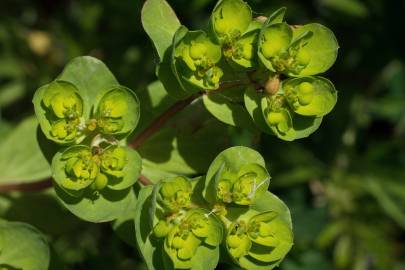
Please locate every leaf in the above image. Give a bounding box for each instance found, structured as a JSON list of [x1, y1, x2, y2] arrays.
[[266, 7, 287, 25], [54, 184, 136, 223], [203, 146, 265, 204], [141, 0, 181, 60], [138, 100, 230, 183], [289, 23, 339, 76], [0, 116, 51, 184], [112, 186, 139, 247], [203, 91, 254, 128], [0, 221, 50, 270], [135, 186, 163, 270], [244, 86, 273, 134]]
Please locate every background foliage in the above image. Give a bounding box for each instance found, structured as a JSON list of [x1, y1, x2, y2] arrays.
[[0, 0, 404, 269]]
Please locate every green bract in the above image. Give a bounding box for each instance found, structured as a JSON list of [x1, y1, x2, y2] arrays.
[[283, 76, 338, 116], [173, 29, 223, 90], [204, 146, 267, 205], [96, 86, 140, 136], [261, 95, 323, 141], [226, 211, 293, 269], [34, 80, 85, 144], [288, 23, 339, 76], [211, 0, 252, 44], [33, 56, 140, 145]]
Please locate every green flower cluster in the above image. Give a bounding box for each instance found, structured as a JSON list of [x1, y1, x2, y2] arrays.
[[165, 0, 339, 141], [33, 57, 142, 198], [152, 176, 224, 269], [137, 147, 293, 270]]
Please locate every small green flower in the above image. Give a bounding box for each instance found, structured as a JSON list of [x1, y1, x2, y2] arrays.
[[283, 76, 337, 117], [216, 163, 270, 205], [61, 148, 100, 191], [174, 30, 223, 90], [159, 176, 193, 212], [97, 89, 129, 134], [226, 211, 293, 268], [211, 0, 252, 44], [50, 119, 79, 140], [100, 146, 127, 178], [43, 81, 83, 119], [163, 209, 223, 268], [263, 95, 293, 135]]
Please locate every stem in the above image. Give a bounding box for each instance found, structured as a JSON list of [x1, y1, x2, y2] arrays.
[[129, 93, 200, 149], [0, 81, 243, 193]]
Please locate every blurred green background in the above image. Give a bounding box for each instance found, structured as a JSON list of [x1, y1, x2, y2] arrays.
[[0, 0, 404, 269]]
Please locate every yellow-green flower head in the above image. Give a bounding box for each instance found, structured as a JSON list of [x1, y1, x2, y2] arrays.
[[101, 146, 127, 178], [264, 95, 293, 135], [61, 148, 101, 191], [217, 164, 270, 205], [50, 119, 79, 140], [43, 81, 83, 120], [283, 77, 337, 117], [163, 209, 223, 269], [96, 88, 130, 134], [226, 211, 293, 267], [159, 176, 193, 212], [212, 0, 252, 44], [174, 31, 223, 89]]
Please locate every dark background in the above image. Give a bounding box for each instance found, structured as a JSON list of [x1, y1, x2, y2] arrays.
[[0, 0, 404, 269]]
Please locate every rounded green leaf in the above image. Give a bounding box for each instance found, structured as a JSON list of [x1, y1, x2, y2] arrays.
[[55, 183, 136, 223], [173, 29, 223, 90], [203, 146, 266, 204], [202, 88, 254, 128], [261, 96, 323, 141], [0, 221, 50, 270], [95, 86, 140, 137], [244, 86, 274, 134], [33, 80, 86, 144], [211, 0, 252, 44], [288, 23, 339, 76], [283, 76, 338, 117]]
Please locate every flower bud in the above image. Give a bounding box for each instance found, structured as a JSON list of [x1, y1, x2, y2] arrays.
[[153, 220, 171, 238], [51, 120, 78, 140], [91, 173, 108, 191], [266, 109, 292, 134]]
